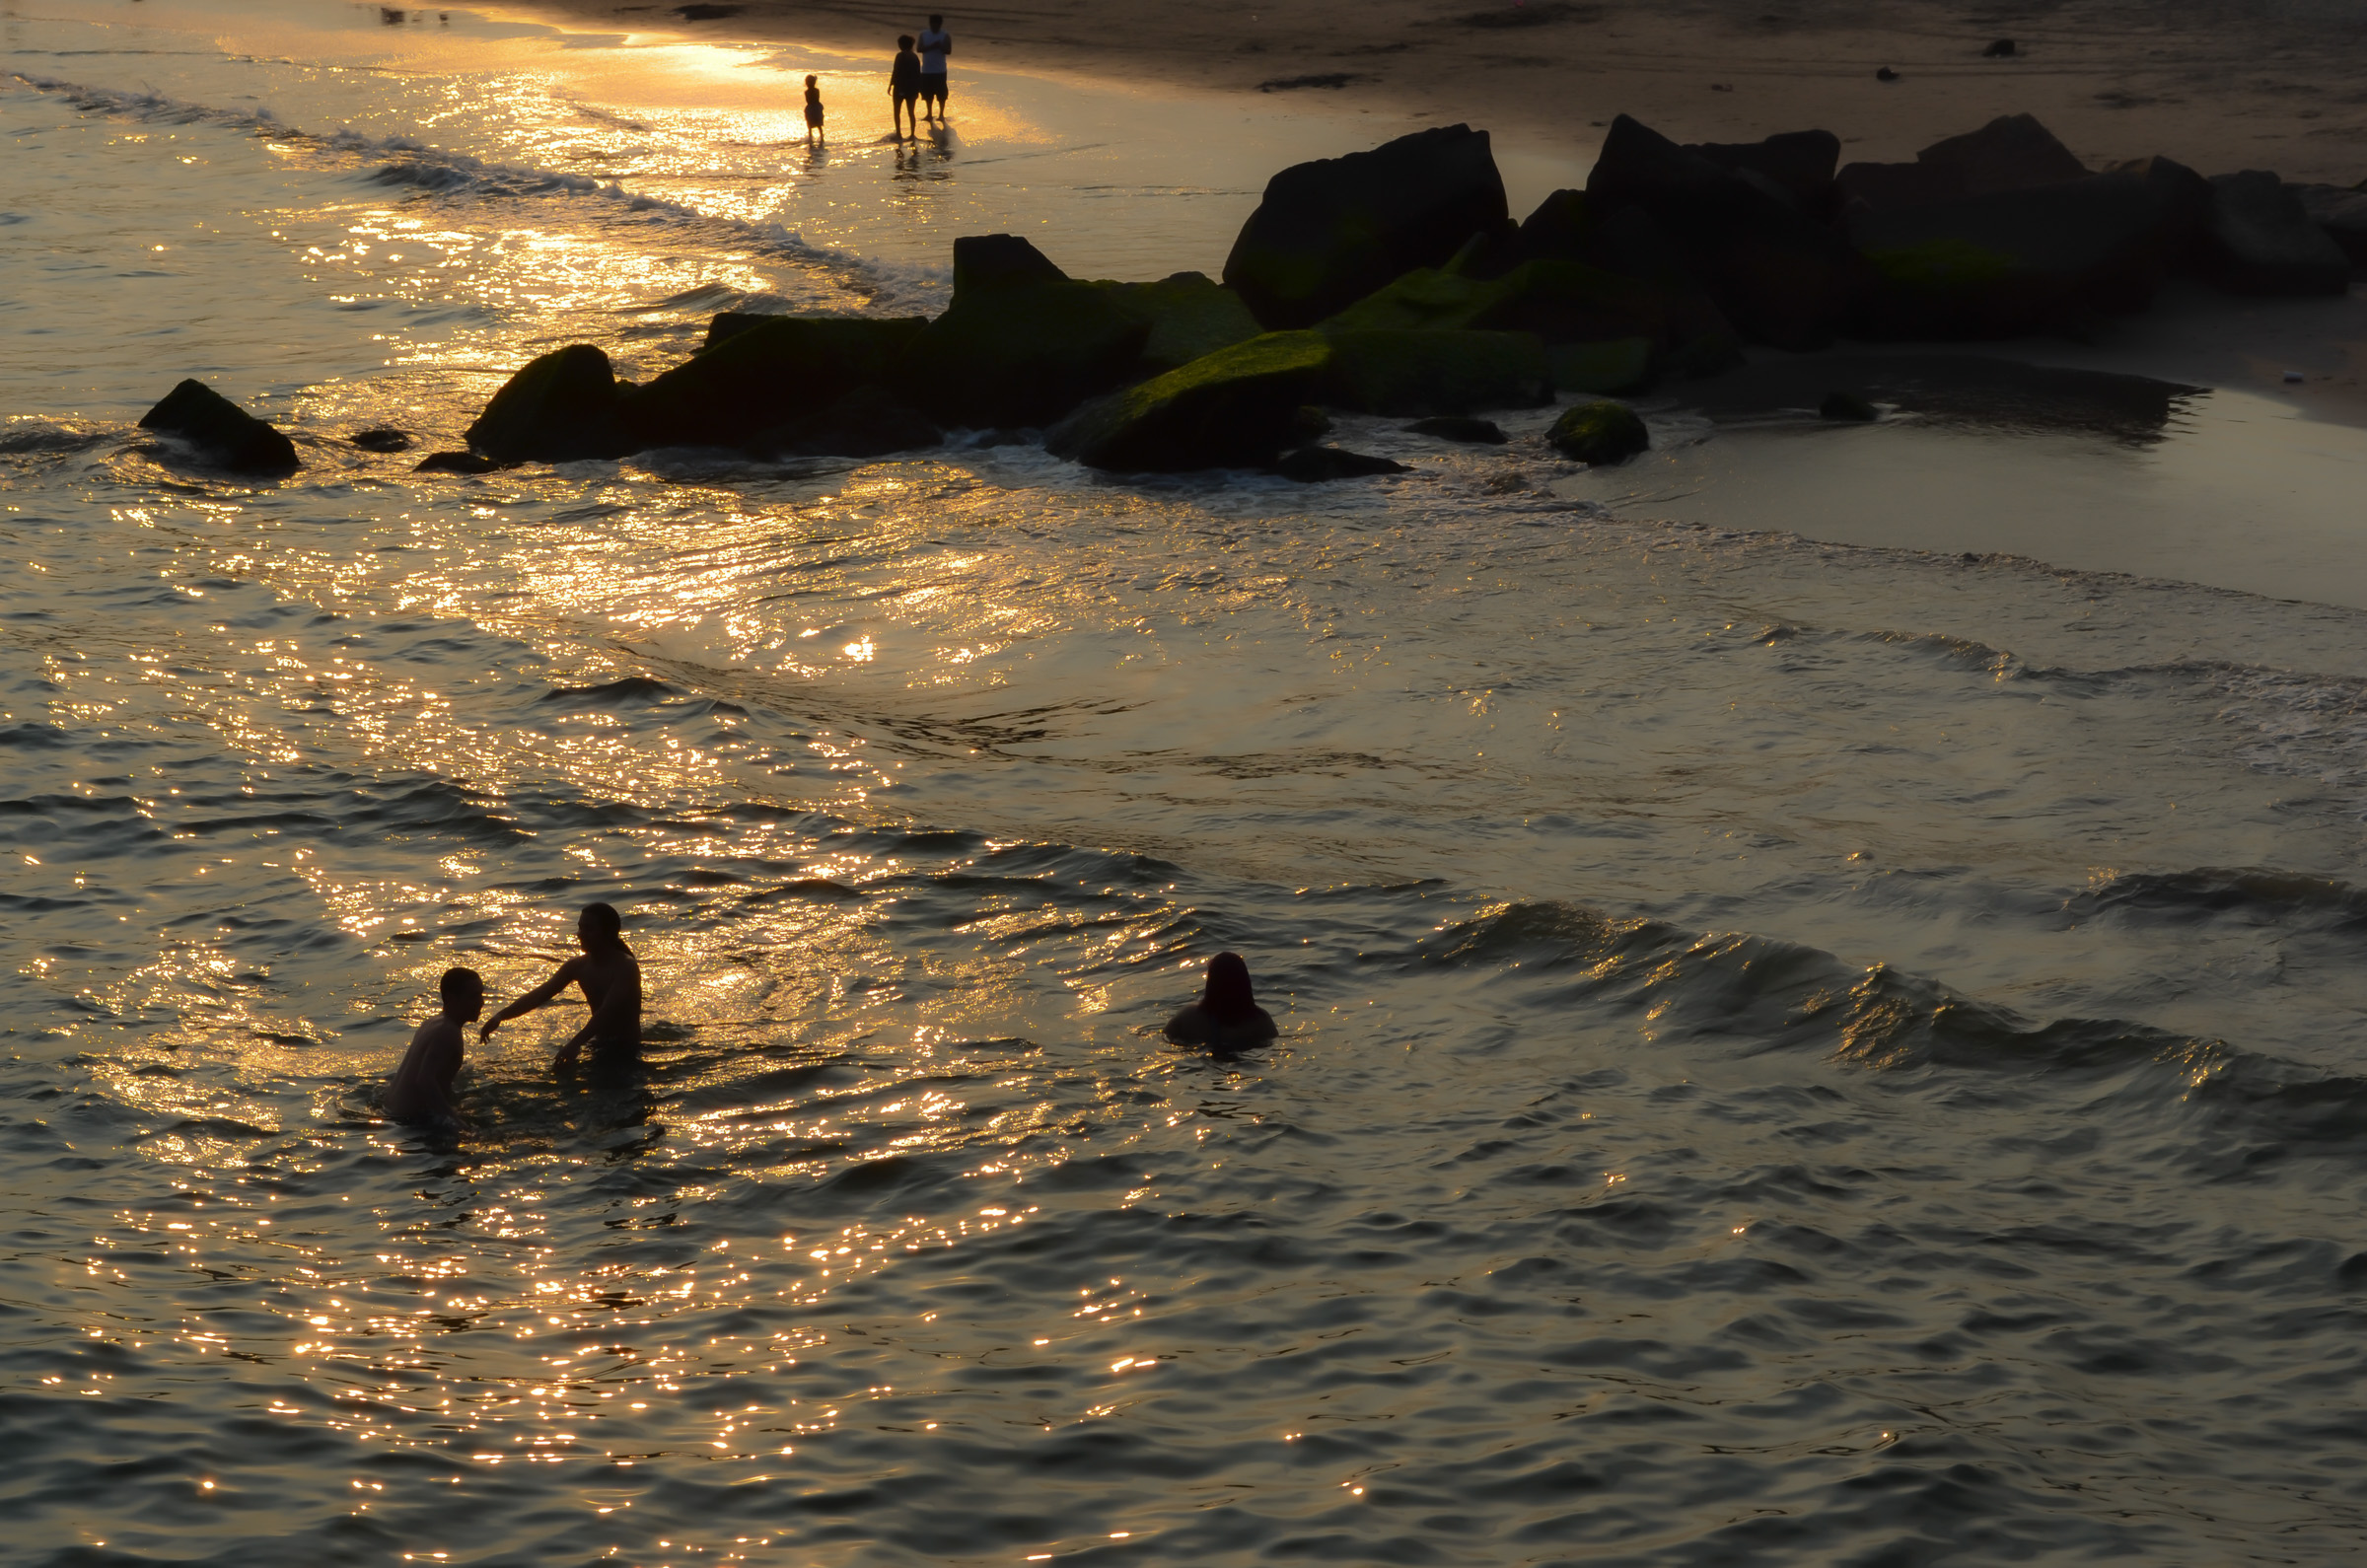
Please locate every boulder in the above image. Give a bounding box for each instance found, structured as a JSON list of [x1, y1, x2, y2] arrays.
[[1044, 330, 1332, 471], [1838, 112, 2087, 211], [1405, 415, 1507, 444], [1584, 114, 1859, 349], [414, 450, 503, 474], [1549, 335, 1655, 393], [466, 344, 629, 463], [2198, 171, 2352, 295], [1269, 446, 1408, 481], [1324, 258, 1667, 345], [1687, 129, 1840, 217], [1223, 124, 1510, 327], [2291, 183, 2367, 266], [1321, 328, 1552, 416], [2112, 156, 2213, 263], [1507, 188, 1593, 266], [952, 232, 1068, 295], [702, 311, 777, 350], [1848, 171, 2181, 337], [349, 427, 412, 453], [1547, 400, 1649, 464], [1820, 391, 1878, 421], [138, 379, 300, 474], [907, 280, 1150, 427], [623, 316, 927, 449], [1105, 271, 1265, 372], [753, 385, 941, 459]]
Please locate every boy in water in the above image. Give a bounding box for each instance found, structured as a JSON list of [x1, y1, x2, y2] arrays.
[[916, 15, 951, 123], [803, 73, 825, 146], [480, 900, 644, 1071], [386, 966, 484, 1125], [889, 35, 921, 140]]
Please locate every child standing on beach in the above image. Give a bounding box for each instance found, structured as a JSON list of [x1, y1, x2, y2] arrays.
[[803, 73, 825, 145], [385, 966, 484, 1126], [889, 35, 921, 140]]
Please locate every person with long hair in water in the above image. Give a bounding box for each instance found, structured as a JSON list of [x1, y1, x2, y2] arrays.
[[1163, 952, 1278, 1049], [480, 900, 643, 1070]]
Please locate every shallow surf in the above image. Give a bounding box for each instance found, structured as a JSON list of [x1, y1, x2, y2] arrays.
[[9, 3, 2367, 1564]]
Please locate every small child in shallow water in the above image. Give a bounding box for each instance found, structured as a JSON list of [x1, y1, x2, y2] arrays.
[[1163, 952, 1278, 1050], [803, 74, 824, 145], [385, 966, 483, 1126]]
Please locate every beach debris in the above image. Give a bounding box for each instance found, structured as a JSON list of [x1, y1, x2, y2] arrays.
[[1269, 445, 1409, 481], [1982, 38, 2017, 57], [1876, 66, 1900, 81], [1820, 390, 1878, 421], [466, 343, 631, 463], [413, 450, 501, 474], [138, 380, 299, 475], [1046, 330, 1332, 472], [2197, 171, 2352, 295], [1406, 415, 1509, 444], [1547, 399, 1649, 464], [1322, 328, 1551, 416], [348, 426, 413, 453], [1224, 124, 1510, 327]]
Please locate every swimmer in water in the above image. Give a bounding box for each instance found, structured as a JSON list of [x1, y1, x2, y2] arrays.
[[479, 900, 644, 1071], [385, 965, 484, 1125], [1162, 951, 1278, 1050]]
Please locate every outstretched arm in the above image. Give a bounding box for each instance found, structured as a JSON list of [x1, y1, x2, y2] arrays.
[[479, 958, 582, 1041]]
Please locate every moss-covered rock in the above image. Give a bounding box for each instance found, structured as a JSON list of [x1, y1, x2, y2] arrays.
[[909, 280, 1151, 428], [138, 379, 300, 475], [1548, 336, 1655, 395], [1324, 259, 1666, 345], [1321, 328, 1550, 416], [1044, 330, 1332, 471], [1101, 272, 1264, 373], [466, 344, 629, 463], [1547, 399, 1649, 464], [623, 316, 927, 449]]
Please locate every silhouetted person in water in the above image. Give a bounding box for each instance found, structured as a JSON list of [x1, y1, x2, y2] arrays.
[[386, 966, 484, 1126], [803, 73, 825, 146], [889, 35, 921, 140], [1163, 952, 1278, 1049], [916, 14, 952, 122], [480, 900, 643, 1071]]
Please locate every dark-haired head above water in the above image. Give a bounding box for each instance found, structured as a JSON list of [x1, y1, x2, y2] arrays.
[[1165, 951, 1278, 1049]]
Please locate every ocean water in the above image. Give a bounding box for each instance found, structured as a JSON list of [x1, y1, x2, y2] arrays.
[[10, 4, 2367, 1564]]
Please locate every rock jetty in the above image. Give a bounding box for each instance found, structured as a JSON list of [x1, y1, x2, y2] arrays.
[[432, 112, 2362, 476]]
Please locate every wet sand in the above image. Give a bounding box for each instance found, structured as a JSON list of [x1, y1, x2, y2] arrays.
[[504, 0, 2367, 181]]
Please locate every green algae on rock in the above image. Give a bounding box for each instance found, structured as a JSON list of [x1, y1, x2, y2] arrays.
[[1045, 330, 1332, 471], [1548, 399, 1650, 464], [1322, 328, 1550, 417]]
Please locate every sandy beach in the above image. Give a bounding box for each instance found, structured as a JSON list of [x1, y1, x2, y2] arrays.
[[504, 0, 2367, 182]]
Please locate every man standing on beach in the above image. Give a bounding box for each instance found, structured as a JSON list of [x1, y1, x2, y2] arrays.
[[479, 900, 643, 1071], [916, 14, 951, 123]]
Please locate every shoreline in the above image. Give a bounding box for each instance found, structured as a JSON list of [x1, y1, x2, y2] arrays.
[[496, 0, 2367, 181]]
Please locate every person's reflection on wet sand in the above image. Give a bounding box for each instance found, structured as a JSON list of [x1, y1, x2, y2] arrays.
[[1164, 951, 1279, 1051]]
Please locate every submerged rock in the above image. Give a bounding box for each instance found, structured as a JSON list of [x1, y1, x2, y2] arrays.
[[1322, 327, 1552, 416], [466, 343, 629, 463], [414, 450, 503, 474], [1269, 445, 1408, 481], [138, 380, 299, 475], [1044, 330, 1332, 471], [2198, 172, 2352, 295], [625, 316, 928, 449], [1405, 415, 1508, 444], [1547, 399, 1649, 464], [1223, 124, 1510, 328], [348, 426, 413, 453]]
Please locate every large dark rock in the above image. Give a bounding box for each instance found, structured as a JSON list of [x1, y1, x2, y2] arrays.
[[908, 279, 1150, 427], [1837, 112, 2087, 211], [1584, 114, 1859, 349], [754, 385, 941, 459], [702, 311, 777, 350], [952, 233, 1069, 295], [138, 380, 299, 474], [466, 344, 629, 463], [2291, 182, 2367, 266], [1269, 446, 1407, 481], [1222, 125, 1510, 328], [624, 316, 927, 449], [1044, 330, 1332, 471], [1687, 129, 1840, 217], [1103, 271, 1265, 373], [1322, 259, 1657, 342], [2112, 156, 2213, 264], [1848, 171, 2181, 337], [1321, 328, 1551, 416], [2198, 172, 2352, 295]]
